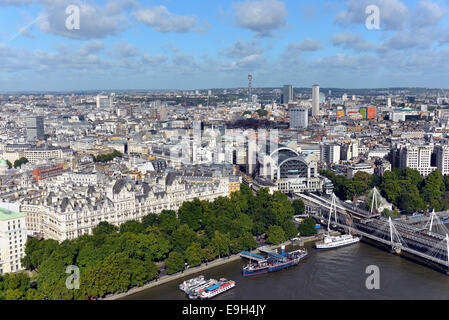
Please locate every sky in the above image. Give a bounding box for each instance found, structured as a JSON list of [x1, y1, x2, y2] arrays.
[[1, 0, 449, 91]]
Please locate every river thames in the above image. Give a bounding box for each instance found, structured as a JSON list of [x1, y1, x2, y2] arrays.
[[121, 241, 449, 300]]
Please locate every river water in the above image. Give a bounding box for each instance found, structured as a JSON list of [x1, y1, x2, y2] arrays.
[[121, 241, 449, 300]]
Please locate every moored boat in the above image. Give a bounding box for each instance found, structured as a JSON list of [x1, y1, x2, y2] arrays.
[[315, 234, 360, 250], [198, 278, 236, 300], [243, 247, 308, 276], [179, 275, 205, 293]]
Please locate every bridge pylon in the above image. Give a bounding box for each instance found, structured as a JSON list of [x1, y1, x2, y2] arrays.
[[444, 234, 449, 274], [389, 217, 402, 253], [371, 188, 380, 215]]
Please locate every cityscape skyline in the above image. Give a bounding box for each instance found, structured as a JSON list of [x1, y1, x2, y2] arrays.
[[2, 0, 449, 91]]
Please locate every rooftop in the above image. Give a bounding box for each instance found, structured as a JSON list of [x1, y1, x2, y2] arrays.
[[0, 207, 25, 220]]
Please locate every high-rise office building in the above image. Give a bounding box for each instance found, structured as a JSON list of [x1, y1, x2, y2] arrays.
[[398, 144, 436, 177], [435, 145, 449, 176], [282, 85, 293, 104], [26, 116, 44, 142], [158, 105, 168, 121], [96, 95, 111, 109], [321, 143, 340, 165], [290, 107, 308, 129], [312, 85, 320, 117], [248, 74, 253, 102], [247, 140, 257, 176]]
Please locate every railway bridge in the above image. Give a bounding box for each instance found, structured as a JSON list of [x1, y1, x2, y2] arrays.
[[292, 191, 449, 274]]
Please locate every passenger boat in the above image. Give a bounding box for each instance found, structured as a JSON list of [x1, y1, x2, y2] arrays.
[[242, 246, 308, 276], [179, 275, 205, 293], [197, 278, 236, 300]]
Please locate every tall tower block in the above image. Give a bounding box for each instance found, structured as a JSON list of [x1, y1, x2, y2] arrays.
[[248, 74, 253, 102], [312, 84, 320, 117]]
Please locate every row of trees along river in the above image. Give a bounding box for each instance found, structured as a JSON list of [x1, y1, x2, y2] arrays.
[[0, 184, 317, 300]]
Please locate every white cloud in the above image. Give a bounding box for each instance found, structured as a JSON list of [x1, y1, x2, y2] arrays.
[[234, 0, 288, 37], [132, 6, 202, 33], [332, 33, 378, 52], [380, 29, 434, 50], [76, 40, 104, 56], [111, 42, 140, 58], [287, 38, 323, 52], [141, 53, 167, 65], [412, 0, 447, 29], [35, 0, 133, 40], [219, 39, 265, 58], [335, 0, 410, 30]]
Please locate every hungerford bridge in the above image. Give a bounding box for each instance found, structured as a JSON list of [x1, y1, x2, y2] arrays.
[[294, 188, 449, 274]]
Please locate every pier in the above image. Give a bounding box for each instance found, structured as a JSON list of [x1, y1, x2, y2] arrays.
[[239, 251, 266, 262]]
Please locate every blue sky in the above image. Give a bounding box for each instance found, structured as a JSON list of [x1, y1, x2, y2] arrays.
[[1, 0, 449, 91]]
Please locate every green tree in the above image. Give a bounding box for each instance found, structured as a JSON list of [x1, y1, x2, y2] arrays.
[[185, 242, 204, 267], [171, 224, 198, 252], [421, 170, 444, 203], [165, 252, 185, 275], [22, 238, 59, 270], [266, 225, 287, 245], [382, 209, 401, 219], [299, 217, 318, 236], [397, 182, 425, 214], [92, 222, 118, 236], [158, 210, 180, 235], [142, 213, 160, 228], [238, 232, 257, 251], [5, 288, 24, 300], [444, 175, 449, 192], [352, 171, 372, 194], [270, 191, 294, 225], [144, 227, 172, 261], [13, 157, 28, 169], [229, 238, 243, 254], [403, 167, 423, 187], [25, 288, 44, 300], [381, 176, 402, 204], [203, 245, 218, 262], [282, 220, 299, 239], [119, 220, 145, 234], [211, 231, 231, 258], [178, 198, 203, 231], [292, 199, 305, 215], [235, 214, 253, 235]]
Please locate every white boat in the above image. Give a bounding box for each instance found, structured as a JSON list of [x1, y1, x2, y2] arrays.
[[315, 193, 360, 250], [179, 275, 205, 293], [198, 279, 236, 300], [315, 234, 360, 249], [186, 279, 217, 295]]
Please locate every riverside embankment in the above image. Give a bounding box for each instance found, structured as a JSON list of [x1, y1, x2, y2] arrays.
[[103, 234, 325, 300]]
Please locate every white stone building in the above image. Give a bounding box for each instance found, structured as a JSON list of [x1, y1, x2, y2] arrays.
[[435, 144, 449, 176], [17, 173, 230, 242], [0, 204, 27, 274]]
